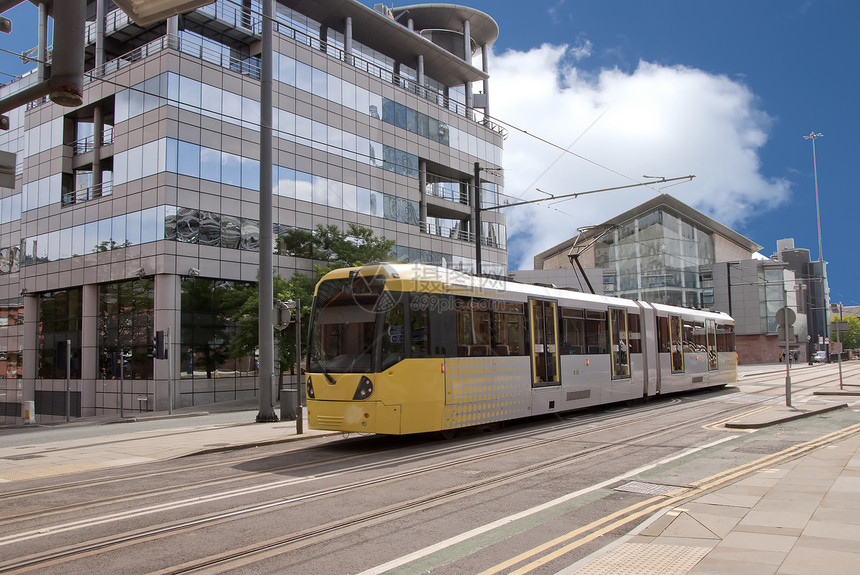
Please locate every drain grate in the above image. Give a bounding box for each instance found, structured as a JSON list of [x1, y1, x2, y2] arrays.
[[2, 454, 46, 461], [614, 481, 682, 496]]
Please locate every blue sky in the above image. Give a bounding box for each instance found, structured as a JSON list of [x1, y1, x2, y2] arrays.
[[1, 1, 858, 305], [463, 0, 857, 305]]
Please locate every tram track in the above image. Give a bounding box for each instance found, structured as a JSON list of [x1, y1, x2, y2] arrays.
[[0, 394, 739, 574], [0, 366, 850, 527], [0, 397, 692, 531]]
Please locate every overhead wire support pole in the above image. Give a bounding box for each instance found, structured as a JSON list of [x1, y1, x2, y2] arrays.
[[474, 162, 482, 276], [256, 0, 277, 423]]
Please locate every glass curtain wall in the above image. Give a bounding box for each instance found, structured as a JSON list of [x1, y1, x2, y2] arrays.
[[595, 209, 715, 306]]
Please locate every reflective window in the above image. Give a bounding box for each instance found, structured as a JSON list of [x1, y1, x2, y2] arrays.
[[312, 175, 327, 205], [242, 157, 259, 191], [178, 140, 200, 178], [296, 171, 313, 202], [178, 76, 201, 113], [37, 288, 83, 379], [175, 208, 200, 243], [199, 212, 221, 246], [201, 148, 221, 182], [98, 279, 155, 381], [222, 90, 244, 124], [241, 219, 260, 251], [221, 215, 241, 249], [276, 166, 296, 198], [180, 278, 256, 386], [221, 152, 242, 186], [141, 207, 160, 244]]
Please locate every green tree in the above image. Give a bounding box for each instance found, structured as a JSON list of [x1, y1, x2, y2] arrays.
[[830, 314, 860, 351], [228, 224, 395, 388]]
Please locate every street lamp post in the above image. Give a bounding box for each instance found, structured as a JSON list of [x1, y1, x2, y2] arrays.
[[804, 132, 824, 262], [803, 132, 828, 363]]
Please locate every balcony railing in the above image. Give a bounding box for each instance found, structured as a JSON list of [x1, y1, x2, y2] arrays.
[[62, 181, 113, 206], [72, 126, 115, 155], [420, 221, 473, 242]]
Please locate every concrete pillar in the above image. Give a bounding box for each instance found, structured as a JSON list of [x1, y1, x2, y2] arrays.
[[49, 0, 85, 107], [95, 0, 105, 72], [155, 274, 181, 410], [481, 44, 490, 119], [419, 159, 428, 226], [167, 16, 179, 41], [21, 294, 37, 406], [417, 54, 425, 97], [81, 284, 98, 414], [463, 19, 473, 112], [345, 16, 353, 64], [92, 104, 103, 191], [37, 2, 48, 83]]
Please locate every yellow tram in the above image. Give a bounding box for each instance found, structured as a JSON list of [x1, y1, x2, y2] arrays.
[[306, 264, 737, 435]]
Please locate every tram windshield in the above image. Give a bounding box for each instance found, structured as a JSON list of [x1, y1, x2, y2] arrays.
[[308, 275, 386, 374]]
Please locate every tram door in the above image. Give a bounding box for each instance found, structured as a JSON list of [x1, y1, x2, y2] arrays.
[[706, 319, 718, 370], [530, 300, 560, 385], [609, 308, 630, 379]]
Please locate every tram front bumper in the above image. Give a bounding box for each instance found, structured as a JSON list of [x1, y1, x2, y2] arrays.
[[308, 399, 401, 435]]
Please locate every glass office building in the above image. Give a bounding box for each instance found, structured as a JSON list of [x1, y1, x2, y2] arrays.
[[0, 0, 507, 422]]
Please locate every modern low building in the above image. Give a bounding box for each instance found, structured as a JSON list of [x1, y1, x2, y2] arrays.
[[532, 194, 762, 307], [0, 0, 507, 423], [525, 195, 827, 365]]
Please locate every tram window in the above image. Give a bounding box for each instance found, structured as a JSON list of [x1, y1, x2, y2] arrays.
[[657, 316, 670, 353], [717, 324, 735, 352], [455, 298, 472, 357], [692, 321, 706, 352], [409, 296, 430, 358], [683, 321, 695, 352], [381, 303, 406, 369], [493, 301, 527, 356], [585, 310, 608, 354], [430, 294, 456, 357], [628, 313, 642, 353], [311, 296, 377, 373], [560, 308, 584, 355], [472, 304, 492, 356]]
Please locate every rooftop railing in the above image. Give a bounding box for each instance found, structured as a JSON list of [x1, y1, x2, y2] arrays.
[[22, 3, 506, 137]]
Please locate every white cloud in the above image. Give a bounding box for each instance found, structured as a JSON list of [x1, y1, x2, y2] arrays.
[[489, 44, 790, 270]]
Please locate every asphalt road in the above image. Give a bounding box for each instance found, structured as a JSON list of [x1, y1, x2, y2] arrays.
[[1, 363, 858, 574]]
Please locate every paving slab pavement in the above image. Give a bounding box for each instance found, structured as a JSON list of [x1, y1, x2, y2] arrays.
[[560, 374, 860, 575], [0, 399, 335, 483], [561, 426, 860, 575]]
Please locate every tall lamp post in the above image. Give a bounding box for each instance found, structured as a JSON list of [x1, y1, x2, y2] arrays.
[[804, 132, 824, 262], [803, 132, 828, 359]]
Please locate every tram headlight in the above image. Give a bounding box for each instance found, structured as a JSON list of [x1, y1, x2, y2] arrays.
[[306, 376, 315, 399], [353, 376, 373, 400]]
